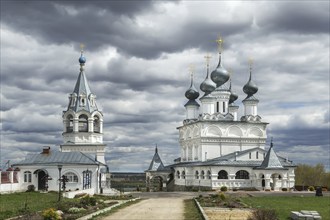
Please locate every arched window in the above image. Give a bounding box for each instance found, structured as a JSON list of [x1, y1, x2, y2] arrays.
[[235, 170, 249, 179], [181, 171, 186, 179], [195, 171, 199, 179], [201, 170, 205, 179], [207, 170, 211, 179], [218, 170, 228, 179], [64, 172, 78, 183], [93, 115, 100, 133], [79, 115, 88, 132], [66, 115, 73, 133], [24, 171, 32, 183], [176, 171, 180, 179]]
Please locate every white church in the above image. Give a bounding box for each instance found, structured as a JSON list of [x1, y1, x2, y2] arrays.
[[0, 49, 111, 196], [146, 37, 296, 191]]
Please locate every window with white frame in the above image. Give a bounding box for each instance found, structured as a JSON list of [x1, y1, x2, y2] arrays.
[[64, 172, 78, 183], [24, 171, 32, 183]]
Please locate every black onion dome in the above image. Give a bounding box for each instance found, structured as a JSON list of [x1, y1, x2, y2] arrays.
[[200, 67, 216, 95], [185, 78, 199, 100], [229, 91, 238, 104], [210, 53, 230, 87], [243, 71, 258, 97]]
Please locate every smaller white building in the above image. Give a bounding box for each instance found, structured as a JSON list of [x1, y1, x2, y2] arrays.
[[1, 49, 111, 196], [9, 147, 104, 196]]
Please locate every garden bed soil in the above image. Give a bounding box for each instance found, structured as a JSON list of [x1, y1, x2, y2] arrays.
[[204, 207, 253, 220]]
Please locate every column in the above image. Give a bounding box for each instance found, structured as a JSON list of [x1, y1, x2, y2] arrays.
[[73, 117, 79, 132], [88, 118, 94, 132]]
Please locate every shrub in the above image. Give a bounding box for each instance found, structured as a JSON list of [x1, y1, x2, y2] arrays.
[[219, 193, 226, 201], [282, 188, 288, 191], [80, 195, 97, 206], [220, 186, 228, 192], [308, 186, 315, 191], [233, 188, 238, 191], [42, 208, 61, 220], [248, 208, 278, 220], [26, 185, 35, 192]]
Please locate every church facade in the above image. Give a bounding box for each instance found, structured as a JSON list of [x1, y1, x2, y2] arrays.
[[1, 50, 110, 196], [146, 38, 296, 191]]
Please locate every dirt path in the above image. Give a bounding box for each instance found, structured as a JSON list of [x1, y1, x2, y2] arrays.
[[101, 198, 185, 220]]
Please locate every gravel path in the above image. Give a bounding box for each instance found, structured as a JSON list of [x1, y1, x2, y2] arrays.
[[101, 198, 185, 220]]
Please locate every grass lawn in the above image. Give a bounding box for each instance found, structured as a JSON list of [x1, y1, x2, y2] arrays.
[[184, 199, 203, 220], [0, 192, 132, 220], [241, 196, 330, 220], [0, 191, 58, 220]]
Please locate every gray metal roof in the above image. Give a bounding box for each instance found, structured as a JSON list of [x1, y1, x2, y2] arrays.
[[170, 146, 295, 169], [12, 151, 99, 166], [255, 142, 287, 170], [146, 147, 168, 171], [68, 70, 98, 113]]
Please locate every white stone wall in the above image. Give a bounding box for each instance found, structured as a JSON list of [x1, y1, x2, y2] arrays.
[[174, 165, 295, 191], [6, 165, 101, 194], [179, 121, 267, 162]]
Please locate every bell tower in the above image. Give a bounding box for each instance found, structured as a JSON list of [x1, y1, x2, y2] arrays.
[[60, 46, 106, 164]]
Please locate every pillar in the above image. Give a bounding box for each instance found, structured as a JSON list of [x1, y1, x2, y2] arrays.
[[88, 118, 94, 132], [73, 117, 79, 132]]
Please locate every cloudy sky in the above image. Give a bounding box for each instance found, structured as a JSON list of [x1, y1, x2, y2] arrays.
[[1, 1, 329, 172]]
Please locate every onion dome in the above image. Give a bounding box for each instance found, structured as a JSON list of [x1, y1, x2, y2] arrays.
[[243, 61, 258, 97], [79, 44, 86, 64], [200, 54, 216, 95], [210, 52, 230, 88], [229, 79, 238, 104], [79, 54, 86, 64], [185, 73, 199, 100]]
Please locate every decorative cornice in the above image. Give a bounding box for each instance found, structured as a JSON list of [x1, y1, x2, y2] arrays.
[[240, 115, 262, 123]]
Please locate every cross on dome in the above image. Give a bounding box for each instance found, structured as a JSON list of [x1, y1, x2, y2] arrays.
[[215, 35, 224, 52], [204, 54, 212, 67]]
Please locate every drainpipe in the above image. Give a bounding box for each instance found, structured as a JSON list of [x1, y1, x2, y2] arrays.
[[96, 163, 100, 194]]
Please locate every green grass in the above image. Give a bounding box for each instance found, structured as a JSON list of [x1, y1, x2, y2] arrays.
[[0, 191, 58, 220], [91, 199, 142, 220], [184, 199, 203, 220], [241, 196, 330, 220]]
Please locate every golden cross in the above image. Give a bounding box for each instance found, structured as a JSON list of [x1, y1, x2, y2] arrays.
[[215, 35, 224, 52], [204, 54, 212, 66], [80, 43, 85, 52]]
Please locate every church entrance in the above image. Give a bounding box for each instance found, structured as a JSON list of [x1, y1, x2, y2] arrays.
[[37, 170, 47, 191], [261, 174, 265, 189], [152, 176, 163, 191]]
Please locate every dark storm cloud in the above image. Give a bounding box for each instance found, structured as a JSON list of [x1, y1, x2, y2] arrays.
[[1, 1, 329, 171], [0, 1, 251, 59], [258, 1, 329, 34]]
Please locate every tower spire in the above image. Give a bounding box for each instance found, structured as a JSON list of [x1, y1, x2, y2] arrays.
[[200, 54, 216, 96], [248, 57, 253, 81], [243, 58, 258, 98], [211, 35, 230, 88]]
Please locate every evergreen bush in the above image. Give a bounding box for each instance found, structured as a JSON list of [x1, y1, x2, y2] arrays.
[[220, 186, 228, 192], [26, 185, 35, 192], [308, 186, 315, 191]]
